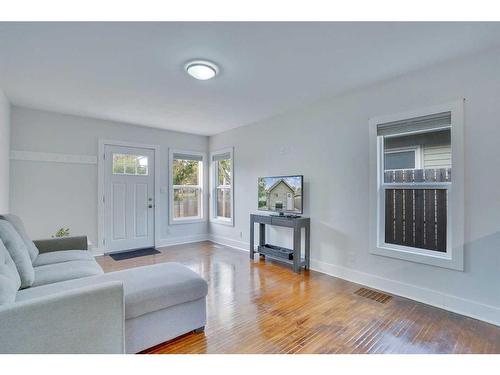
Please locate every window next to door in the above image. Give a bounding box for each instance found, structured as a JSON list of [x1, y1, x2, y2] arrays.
[[369, 102, 464, 270], [169, 150, 205, 224], [210, 147, 234, 226]]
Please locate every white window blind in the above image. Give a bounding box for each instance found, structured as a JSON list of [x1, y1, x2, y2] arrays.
[[377, 112, 451, 137], [212, 152, 231, 161], [173, 153, 203, 162]]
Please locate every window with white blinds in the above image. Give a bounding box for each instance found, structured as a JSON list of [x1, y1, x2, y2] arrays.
[[378, 112, 451, 254], [369, 102, 464, 270], [169, 150, 205, 224], [210, 148, 234, 225]]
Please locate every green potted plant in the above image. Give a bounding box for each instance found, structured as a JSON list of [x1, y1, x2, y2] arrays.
[[52, 228, 70, 238]]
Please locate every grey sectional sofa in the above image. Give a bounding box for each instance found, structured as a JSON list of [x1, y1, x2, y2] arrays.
[[0, 214, 208, 354]]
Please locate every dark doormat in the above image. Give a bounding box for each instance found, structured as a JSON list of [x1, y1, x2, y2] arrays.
[[109, 247, 161, 261]]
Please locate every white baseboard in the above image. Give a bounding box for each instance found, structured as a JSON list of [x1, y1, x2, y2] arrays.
[[93, 234, 210, 255], [208, 234, 252, 252], [156, 234, 209, 248], [310, 259, 499, 327], [207, 236, 499, 327]]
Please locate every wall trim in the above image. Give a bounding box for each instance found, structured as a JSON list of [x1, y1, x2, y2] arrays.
[[310, 259, 499, 327], [207, 237, 499, 327], [208, 234, 252, 252], [94, 234, 209, 255], [10, 150, 97, 164], [156, 234, 209, 248]]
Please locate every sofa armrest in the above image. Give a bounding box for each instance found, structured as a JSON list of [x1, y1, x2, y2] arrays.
[[34, 235, 88, 253], [0, 282, 124, 353]]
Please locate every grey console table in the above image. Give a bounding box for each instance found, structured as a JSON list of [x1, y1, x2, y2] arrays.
[[250, 214, 310, 273]]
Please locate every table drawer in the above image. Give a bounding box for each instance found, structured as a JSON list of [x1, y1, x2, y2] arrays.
[[271, 217, 295, 227], [253, 215, 271, 224]]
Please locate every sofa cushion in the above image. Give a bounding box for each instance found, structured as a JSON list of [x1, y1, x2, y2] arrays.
[[0, 239, 21, 290], [0, 214, 39, 262], [33, 250, 95, 267], [0, 240, 21, 304], [32, 260, 104, 287], [0, 220, 35, 288], [17, 262, 208, 319], [0, 274, 18, 305]]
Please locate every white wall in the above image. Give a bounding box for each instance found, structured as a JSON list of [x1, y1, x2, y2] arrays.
[[0, 89, 10, 213], [209, 48, 500, 325], [10, 107, 209, 248], [7, 48, 500, 325]]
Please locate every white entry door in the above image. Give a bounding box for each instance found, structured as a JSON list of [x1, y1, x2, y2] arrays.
[[103, 145, 155, 252]]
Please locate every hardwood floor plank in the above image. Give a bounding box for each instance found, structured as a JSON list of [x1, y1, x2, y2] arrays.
[[96, 241, 500, 354]]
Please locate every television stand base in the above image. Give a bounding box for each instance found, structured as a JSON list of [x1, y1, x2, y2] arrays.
[[250, 214, 310, 273]]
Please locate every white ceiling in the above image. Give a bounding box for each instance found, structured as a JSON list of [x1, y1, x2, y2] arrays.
[[1, 22, 500, 136]]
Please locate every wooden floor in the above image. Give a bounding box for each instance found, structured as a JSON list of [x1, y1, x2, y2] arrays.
[[96, 241, 500, 354]]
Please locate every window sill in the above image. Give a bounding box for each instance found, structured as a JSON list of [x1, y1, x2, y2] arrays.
[[210, 217, 234, 226], [371, 243, 463, 271], [170, 217, 206, 225]]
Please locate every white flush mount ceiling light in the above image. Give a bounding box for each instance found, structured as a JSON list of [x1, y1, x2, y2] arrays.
[[185, 60, 219, 80]]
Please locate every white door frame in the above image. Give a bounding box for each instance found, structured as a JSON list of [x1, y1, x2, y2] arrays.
[[97, 139, 161, 254]]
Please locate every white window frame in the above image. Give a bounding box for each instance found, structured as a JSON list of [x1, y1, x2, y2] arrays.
[[384, 145, 423, 171], [168, 149, 206, 225], [210, 147, 234, 226], [369, 101, 464, 271]]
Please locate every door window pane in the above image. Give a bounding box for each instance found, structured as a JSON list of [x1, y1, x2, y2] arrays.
[[113, 154, 148, 176]]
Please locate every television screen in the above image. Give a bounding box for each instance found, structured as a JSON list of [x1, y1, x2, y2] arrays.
[[258, 175, 303, 214]]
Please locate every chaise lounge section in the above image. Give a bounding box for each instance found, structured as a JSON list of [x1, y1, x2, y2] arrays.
[[0, 214, 208, 354]]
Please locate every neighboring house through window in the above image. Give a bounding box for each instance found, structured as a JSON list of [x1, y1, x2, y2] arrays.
[[369, 102, 464, 270], [384, 130, 452, 171], [210, 148, 234, 226], [169, 150, 205, 224]]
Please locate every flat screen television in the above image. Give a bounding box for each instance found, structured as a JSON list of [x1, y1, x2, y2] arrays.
[[258, 175, 303, 214]]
